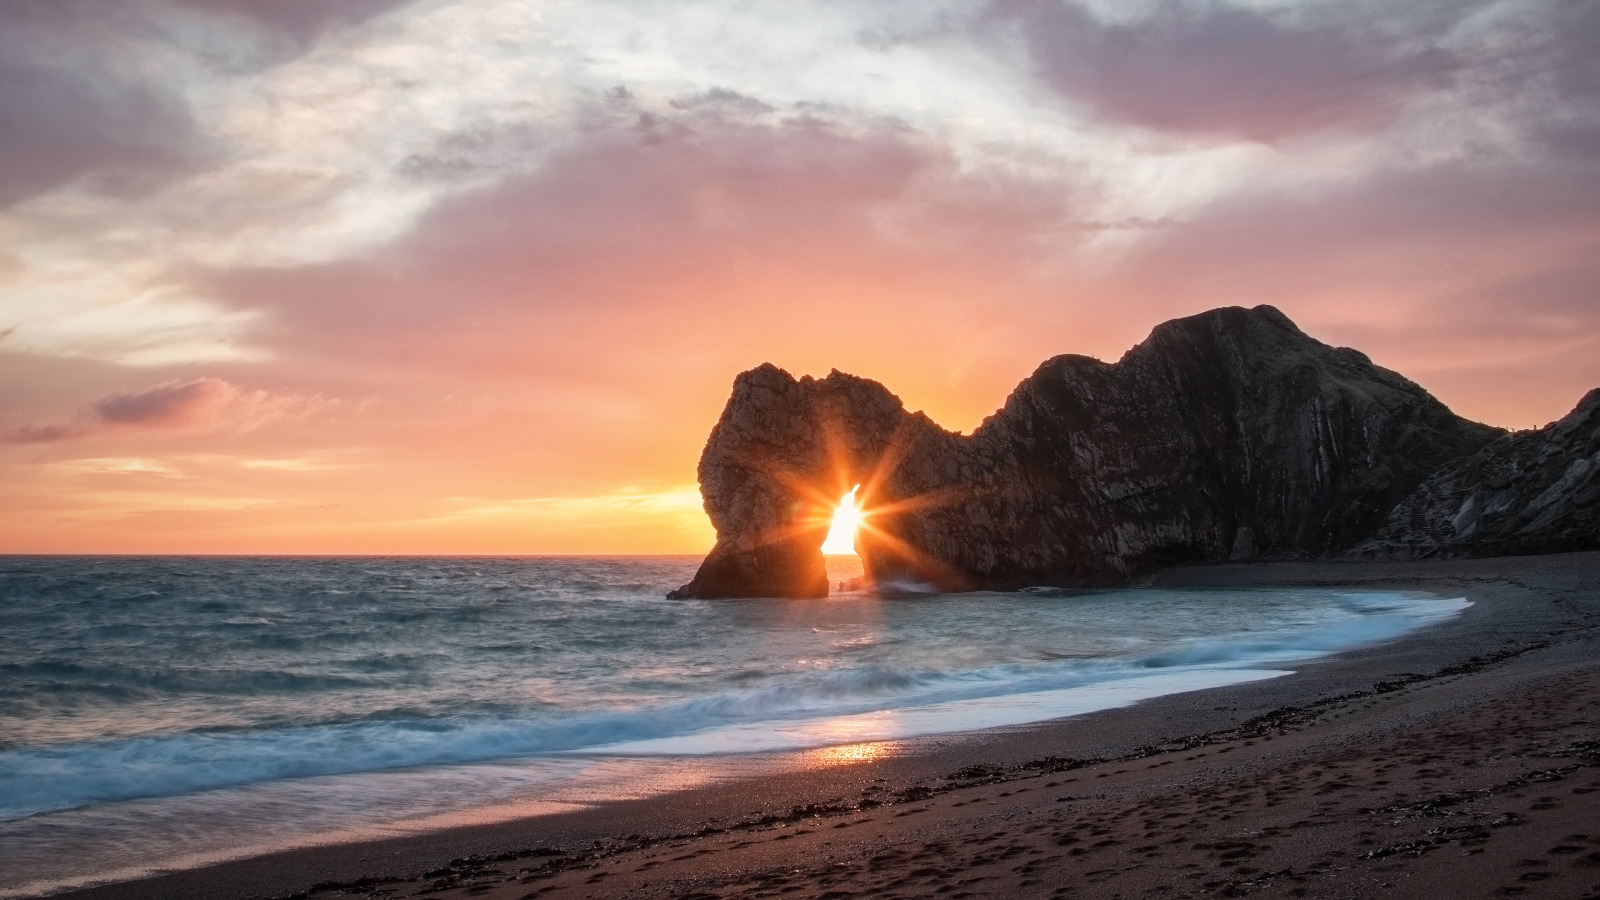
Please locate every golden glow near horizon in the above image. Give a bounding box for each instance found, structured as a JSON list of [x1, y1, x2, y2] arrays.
[[821, 485, 863, 556]]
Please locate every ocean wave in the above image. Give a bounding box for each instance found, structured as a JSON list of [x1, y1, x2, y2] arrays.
[[1138, 602, 1463, 668], [0, 558, 1470, 826], [0, 661, 391, 701], [0, 591, 1466, 821]]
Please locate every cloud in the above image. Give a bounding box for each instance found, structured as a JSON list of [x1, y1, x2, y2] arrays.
[[1521, 0, 1600, 159], [191, 5, 1600, 436], [93, 377, 239, 428], [3, 423, 91, 445], [4, 377, 327, 443], [50, 457, 184, 477], [0, 0, 411, 210], [1004, 0, 1460, 142], [0, 0, 1158, 370], [169, 0, 414, 42], [0, 6, 203, 207], [207, 99, 1083, 368], [176, 93, 1118, 466]]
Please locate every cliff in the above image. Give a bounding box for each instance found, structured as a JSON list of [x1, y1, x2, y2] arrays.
[[670, 305, 1518, 598], [1350, 389, 1600, 559]]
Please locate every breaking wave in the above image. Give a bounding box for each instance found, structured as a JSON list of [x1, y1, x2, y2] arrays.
[[0, 566, 1465, 821]]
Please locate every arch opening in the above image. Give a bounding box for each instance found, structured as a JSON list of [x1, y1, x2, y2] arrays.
[[821, 484, 865, 592], [821, 484, 862, 556]]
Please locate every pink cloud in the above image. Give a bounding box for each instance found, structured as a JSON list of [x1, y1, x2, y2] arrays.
[[198, 61, 1600, 439], [93, 377, 238, 427], [4, 377, 327, 443], [2, 423, 89, 444], [209, 104, 1080, 364]]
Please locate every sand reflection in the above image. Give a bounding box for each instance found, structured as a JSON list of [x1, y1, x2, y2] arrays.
[[796, 709, 902, 766], [806, 740, 899, 766]]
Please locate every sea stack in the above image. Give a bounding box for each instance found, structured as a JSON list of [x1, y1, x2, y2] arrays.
[[669, 305, 1597, 599]]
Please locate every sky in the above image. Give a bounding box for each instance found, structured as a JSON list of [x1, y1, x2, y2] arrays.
[[1, 0, 1597, 554]]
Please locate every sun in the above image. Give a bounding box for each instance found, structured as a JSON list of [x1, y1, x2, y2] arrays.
[[820, 484, 863, 555]]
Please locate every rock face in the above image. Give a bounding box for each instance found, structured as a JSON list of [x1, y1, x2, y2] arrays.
[[671, 305, 1511, 598], [666, 362, 957, 599], [1350, 390, 1600, 559]]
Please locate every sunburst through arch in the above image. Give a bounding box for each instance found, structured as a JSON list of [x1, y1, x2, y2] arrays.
[[820, 484, 862, 556]]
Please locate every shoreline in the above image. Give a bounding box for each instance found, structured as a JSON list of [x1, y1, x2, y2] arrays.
[[39, 551, 1600, 900]]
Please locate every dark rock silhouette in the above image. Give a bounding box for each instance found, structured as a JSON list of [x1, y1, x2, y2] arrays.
[[670, 305, 1515, 598], [1351, 389, 1600, 559], [666, 361, 950, 599]]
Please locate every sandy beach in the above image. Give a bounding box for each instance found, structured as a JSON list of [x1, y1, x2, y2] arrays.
[[48, 552, 1600, 900]]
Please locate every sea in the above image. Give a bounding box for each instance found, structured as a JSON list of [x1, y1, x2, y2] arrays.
[[0, 556, 1469, 896]]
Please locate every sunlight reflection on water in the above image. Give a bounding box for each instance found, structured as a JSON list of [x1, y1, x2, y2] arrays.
[[807, 741, 898, 766]]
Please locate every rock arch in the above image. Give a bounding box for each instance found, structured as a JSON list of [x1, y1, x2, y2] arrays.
[[669, 306, 1503, 599]]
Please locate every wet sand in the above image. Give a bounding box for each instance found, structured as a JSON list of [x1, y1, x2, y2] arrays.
[[48, 552, 1600, 900]]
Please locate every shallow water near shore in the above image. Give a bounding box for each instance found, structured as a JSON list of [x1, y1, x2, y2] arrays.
[[0, 556, 1468, 896]]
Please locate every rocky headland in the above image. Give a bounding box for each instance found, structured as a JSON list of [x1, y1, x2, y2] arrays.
[[671, 305, 1598, 598], [1352, 388, 1600, 559]]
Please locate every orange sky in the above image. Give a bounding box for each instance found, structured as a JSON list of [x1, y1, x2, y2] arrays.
[[1, 0, 1597, 554]]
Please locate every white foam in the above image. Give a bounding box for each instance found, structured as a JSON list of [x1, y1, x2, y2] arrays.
[[586, 667, 1290, 755]]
